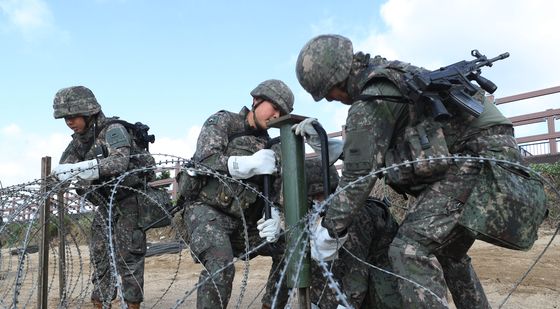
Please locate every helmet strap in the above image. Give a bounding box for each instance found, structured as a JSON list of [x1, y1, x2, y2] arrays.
[[250, 98, 267, 130], [251, 97, 264, 111], [252, 111, 266, 131], [85, 114, 98, 138]]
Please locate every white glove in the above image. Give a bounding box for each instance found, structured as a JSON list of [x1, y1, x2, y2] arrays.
[[53, 163, 75, 182], [292, 118, 344, 165], [309, 217, 347, 261], [257, 207, 283, 243], [292, 118, 319, 146], [227, 149, 277, 179], [186, 167, 198, 177], [52, 159, 99, 182]]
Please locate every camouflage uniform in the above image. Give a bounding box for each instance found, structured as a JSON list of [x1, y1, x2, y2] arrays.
[[295, 35, 537, 309], [185, 105, 289, 309], [306, 159, 401, 309], [55, 86, 150, 306]]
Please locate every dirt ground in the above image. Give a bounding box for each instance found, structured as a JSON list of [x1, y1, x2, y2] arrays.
[[142, 229, 560, 309], [4, 229, 558, 308], [465, 229, 559, 309]]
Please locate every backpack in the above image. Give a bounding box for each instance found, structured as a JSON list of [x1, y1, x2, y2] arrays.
[[102, 118, 174, 230], [101, 118, 157, 180], [105, 119, 155, 151]]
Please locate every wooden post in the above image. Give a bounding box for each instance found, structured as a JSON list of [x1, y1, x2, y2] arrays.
[[38, 156, 51, 309], [547, 116, 557, 154], [57, 191, 66, 305]]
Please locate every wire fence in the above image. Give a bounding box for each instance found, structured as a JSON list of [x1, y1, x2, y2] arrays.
[[0, 154, 558, 308]]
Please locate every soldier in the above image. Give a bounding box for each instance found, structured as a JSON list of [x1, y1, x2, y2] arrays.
[[294, 35, 546, 308], [183, 79, 293, 309], [305, 158, 401, 309], [52, 86, 153, 309]]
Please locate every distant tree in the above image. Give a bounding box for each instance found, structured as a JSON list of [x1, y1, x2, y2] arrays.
[[156, 170, 171, 181], [531, 162, 560, 226]]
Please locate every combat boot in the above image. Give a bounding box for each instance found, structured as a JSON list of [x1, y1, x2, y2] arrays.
[[126, 302, 141, 309]]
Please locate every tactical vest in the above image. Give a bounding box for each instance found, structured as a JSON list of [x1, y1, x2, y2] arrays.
[[94, 117, 156, 186], [76, 117, 156, 204], [353, 59, 547, 251], [96, 118, 173, 230], [348, 56, 427, 103], [198, 130, 270, 218], [349, 57, 454, 195]]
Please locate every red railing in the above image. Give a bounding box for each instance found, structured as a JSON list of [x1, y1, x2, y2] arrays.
[[3, 86, 557, 219]]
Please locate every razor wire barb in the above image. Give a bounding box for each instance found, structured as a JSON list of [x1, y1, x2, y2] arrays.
[[0, 153, 558, 308]]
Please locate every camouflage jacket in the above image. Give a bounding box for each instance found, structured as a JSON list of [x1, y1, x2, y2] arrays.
[[193, 107, 274, 217], [60, 112, 153, 191], [194, 107, 271, 172], [323, 56, 512, 234]]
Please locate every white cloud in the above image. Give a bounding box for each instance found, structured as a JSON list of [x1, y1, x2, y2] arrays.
[[215, 1, 559, 144], [1, 123, 22, 136], [0, 125, 202, 187], [356, 0, 560, 100], [0, 126, 69, 186], [346, 0, 560, 125], [0, 0, 55, 40], [150, 125, 201, 162]]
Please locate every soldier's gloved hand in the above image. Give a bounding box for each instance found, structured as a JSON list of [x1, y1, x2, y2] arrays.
[[292, 117, 320, 148], [227, 149, 277, 179], [309, 216, 347, 261], [184, 160, 198, 177], [257, 207, 283, 243], [291, 118, 344, 165], [52, 163, 75, 182], [52, 159, 99, 182], [186, 167, 198, 177]]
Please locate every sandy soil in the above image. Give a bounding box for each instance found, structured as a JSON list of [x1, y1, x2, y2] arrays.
[[143, 229, 560, 309], [3, 229, 558, 308], [465, 229, 559, 309]]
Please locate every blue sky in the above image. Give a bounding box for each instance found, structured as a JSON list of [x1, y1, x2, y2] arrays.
[[1, 0, 559, 186]]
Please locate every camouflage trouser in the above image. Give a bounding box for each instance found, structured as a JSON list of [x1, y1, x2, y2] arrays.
[[311, 199, 402, 309], [388, 164, 490, 309], [90, 194, 146, 305], [184, 202, 289, 309]]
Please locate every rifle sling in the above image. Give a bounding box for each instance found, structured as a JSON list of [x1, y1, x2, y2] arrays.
[[357, 94, 410, 104]]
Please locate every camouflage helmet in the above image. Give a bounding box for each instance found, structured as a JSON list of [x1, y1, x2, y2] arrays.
[[53, 86, 101, 119], [296, 34, 354, 101], [305, 158, 340, 197], [250, 79, 294, 115]]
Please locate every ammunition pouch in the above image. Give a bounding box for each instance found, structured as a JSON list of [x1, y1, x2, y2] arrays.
[[76, 180, 138, 205], [384, 119, 450, 195], [198, 177, 259, 217], [176, 170, 205, 204], [137, 186, 174, 230], [459, 133, 547, 251], [76, 186, 108, 206]]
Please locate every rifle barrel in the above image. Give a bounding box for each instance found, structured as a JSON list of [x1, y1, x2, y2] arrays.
[[488, 52, 510, 63]]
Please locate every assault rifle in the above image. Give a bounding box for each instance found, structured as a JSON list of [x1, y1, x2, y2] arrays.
[[405, 49, 509, 121]]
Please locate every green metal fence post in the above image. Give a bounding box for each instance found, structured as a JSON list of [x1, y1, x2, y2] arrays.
[[269, 115, 310, 309]]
